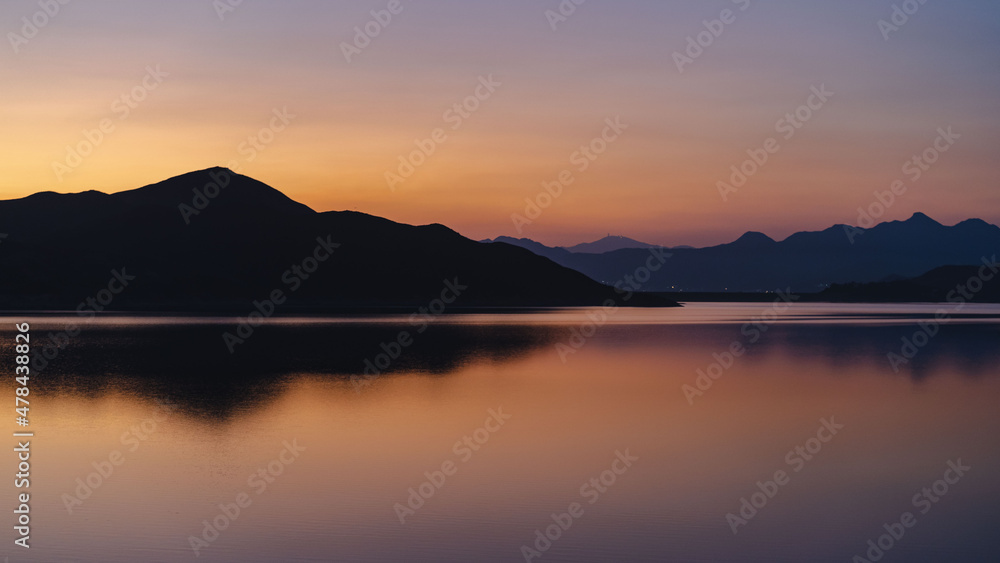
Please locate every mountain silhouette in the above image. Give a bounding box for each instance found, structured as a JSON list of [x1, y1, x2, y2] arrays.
[[0, 168, 678, 310], [818, 263, 1000, 303], [565, 235, 662, 254], [491, 213, 1000, 292], [483, 236, 574, 263], [482, 235, 665, 255]]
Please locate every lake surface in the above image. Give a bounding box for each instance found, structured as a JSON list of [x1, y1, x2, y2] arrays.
[[3, 304, 1000, 562]]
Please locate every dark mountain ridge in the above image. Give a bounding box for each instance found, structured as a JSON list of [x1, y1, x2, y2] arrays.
[[0, 168, 678, 310], [818, 263, 1000, 303], [489, 213, 1000, 292]]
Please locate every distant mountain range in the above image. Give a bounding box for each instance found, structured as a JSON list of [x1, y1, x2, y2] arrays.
[[480, 234, 669, 261], [0, 168, 678, 310], [482, 235, 689, 262], [488, 213, 1000, 292]]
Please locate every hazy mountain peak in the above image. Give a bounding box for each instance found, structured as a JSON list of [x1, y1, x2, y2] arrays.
[[564, 235, 659, 254], [905, 212, 941, 226], [732, 231, 775, 246]]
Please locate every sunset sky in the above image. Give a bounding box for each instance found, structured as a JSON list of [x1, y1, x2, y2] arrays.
[[2, 0, 998, 247]]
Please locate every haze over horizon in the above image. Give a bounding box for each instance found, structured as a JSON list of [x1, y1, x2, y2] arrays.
[[3, 0, 998, 247]]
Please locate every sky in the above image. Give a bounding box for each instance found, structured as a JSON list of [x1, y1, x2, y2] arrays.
[[1, 0, 998, 247]]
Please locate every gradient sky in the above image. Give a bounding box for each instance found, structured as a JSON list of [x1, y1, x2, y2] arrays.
[[2, 0, 998, 246]]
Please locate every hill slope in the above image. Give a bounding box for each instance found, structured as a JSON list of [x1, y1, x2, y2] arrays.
[[818, 263, 1000, 303]]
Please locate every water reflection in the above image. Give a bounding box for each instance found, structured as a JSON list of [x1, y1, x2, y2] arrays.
[[20, 320, 561, 419], [0, 305, 998, 562], [11, 306, 1000, 419]]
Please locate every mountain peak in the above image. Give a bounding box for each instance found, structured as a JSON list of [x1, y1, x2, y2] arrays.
[[732, 231, 775, 246], [115, 168, 316, 217], [564, 235, 659, 254], [905, 212, 941, 226], [956, 217, 992, 227]]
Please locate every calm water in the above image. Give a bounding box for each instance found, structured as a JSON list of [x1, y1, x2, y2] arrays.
[[3, 304, 1000, 562]]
